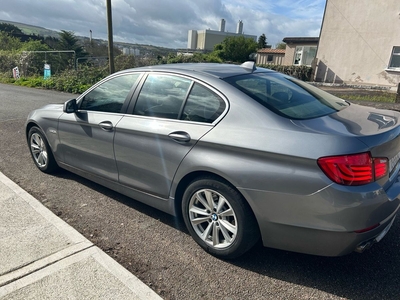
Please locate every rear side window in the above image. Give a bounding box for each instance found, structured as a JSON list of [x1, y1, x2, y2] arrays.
[[223, 73, 349, 120], [133, 74, 191, 119], [182, 83, 225, 123]]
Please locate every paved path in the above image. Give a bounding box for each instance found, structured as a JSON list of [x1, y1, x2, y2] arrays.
[[0, 171, 162, 299]]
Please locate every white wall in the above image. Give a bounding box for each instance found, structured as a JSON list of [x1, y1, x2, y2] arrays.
[[315, 0, 400, 88]]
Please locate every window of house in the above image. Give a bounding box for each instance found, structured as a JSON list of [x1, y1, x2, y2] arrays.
[[388, 47, 400, 70], [293, 46, 317, 66], [80, 74, 141, 113], [267, 55, 273, 62], [133, 74, 192, 119], [181, 83, 226, 123]]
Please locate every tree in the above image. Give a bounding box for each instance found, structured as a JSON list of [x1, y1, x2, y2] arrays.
[[82, 40, 122, 57], [21, 40, 51, 52], [214, 36, 258, 63], [43, 36, 59, 50], [276, 42, 286, 49], [257, 33, 267, 49], [0, 31, 22, 51], [56, 30, 87, 72], [57, 30, 86, 57], [20, 40, 51, 76]]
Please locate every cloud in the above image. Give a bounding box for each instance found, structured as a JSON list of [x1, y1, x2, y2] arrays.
[[228, 0, 325, 41], [0, 0, 326, 48]]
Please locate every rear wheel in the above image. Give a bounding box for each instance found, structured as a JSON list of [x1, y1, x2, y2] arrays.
[[182, 176, 259, 259], [28, 126, 58, 173]]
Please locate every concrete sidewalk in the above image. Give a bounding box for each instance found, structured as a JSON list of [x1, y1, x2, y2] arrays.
[[0, 171, 162, 300]]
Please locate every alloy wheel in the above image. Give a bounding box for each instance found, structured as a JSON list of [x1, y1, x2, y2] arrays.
[[30, 133, 48, 168], [188, 188, 238, 249]]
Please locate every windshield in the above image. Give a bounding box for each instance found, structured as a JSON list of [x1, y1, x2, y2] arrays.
[[223, 72, 349, 120]]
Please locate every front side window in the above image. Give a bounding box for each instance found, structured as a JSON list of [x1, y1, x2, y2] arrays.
[[80, 73, 140, 113], [223, 72, 349, 120], [388, 46, 400, 70], [182, 83, 226, 123], [134, 74, 191, 119], [267, 55, 273, 62]]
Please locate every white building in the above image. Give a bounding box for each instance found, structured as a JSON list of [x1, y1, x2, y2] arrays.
[[122, 48, 140, 56], [187, 19, 257, 51], [315, 0, 400, 89]]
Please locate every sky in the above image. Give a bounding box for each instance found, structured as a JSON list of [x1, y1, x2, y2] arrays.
[[0, 0, 326, 49]]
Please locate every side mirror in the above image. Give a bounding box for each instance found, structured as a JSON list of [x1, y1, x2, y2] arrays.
[[63, 99, 77, 113]]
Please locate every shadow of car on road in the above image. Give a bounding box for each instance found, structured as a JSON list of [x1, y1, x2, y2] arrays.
[[52, 168, 400, 300]]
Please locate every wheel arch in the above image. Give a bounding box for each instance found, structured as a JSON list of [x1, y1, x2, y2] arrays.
[[26, 122, 59, 173], [26, 121, 57, 155], [172, 170, 259, 227], [26, 121, 40, 140], [176, 171, 261, 258]]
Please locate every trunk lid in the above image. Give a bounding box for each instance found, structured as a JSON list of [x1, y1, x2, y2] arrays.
[[292, 103, 400, 137], [292, 104, 400, 181]]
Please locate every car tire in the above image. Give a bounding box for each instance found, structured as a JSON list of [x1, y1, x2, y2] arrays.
[[28, 126, 58, 173], [182, 176, 259, 259]]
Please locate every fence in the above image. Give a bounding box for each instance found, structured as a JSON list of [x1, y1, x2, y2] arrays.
[[0, 51, 76, 78]]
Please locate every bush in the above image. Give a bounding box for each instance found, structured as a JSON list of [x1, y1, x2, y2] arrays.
[[158, 53, 222, 64], [257, 64, 313, 81], [0, 66, 108, 94], [0, 71, 16, 83], [0, 51, 20, 74], [14, 76, 45, 87], [48, 66, 108, 93]]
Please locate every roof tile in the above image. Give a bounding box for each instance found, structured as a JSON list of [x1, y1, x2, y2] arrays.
[[257, 48, 286, 54]]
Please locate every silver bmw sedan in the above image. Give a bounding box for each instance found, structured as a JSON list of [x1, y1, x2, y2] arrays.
[[26, 62, 400, 259]]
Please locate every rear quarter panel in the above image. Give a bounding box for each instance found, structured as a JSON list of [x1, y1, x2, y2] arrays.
[[172, 88, 371, 196]]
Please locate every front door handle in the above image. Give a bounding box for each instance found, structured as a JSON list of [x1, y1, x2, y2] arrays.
[[99, 121, 113, 131], [168, 131, 191, 143]]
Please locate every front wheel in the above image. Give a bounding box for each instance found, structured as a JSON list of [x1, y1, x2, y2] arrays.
[[182, 177, 259, 259], [28, 126, 58, 173]]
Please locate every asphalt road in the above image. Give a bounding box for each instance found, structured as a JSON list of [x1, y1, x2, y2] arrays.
[[1, 83, 400, 300]]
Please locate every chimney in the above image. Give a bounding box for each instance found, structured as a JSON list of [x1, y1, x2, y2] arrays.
[[236, 20, 243, 34], [219, 19, 226, 32]]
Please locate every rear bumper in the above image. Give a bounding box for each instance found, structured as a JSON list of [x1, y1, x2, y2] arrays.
[[239, 181, 400, 256], [355, 215, 396, 253], [258, 209, 398, 256]]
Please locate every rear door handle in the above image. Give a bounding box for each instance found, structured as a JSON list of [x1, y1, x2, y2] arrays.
[[99, 121, 114, 131], [168, 131, 191, 143]]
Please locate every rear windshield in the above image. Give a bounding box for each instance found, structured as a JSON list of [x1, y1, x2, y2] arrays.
[[223, 72, 349, 120]]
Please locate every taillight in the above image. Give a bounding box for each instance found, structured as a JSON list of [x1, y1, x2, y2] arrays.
[[354, 223, 380, 233], [317, 152, 388, 186]]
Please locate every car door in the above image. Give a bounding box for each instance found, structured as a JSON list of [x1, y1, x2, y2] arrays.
[[114, 73, 227, 198], [58, 73, 141, 181]]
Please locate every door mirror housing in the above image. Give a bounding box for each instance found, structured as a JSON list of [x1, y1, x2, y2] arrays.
[[63, 99, 77, 113]]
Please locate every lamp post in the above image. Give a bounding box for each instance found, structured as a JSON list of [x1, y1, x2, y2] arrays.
[[106, 0, 115, 74]]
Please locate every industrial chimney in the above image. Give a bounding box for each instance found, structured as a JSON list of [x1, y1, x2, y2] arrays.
[[236, 20, 243, 34], [219, 19, 226, 32]]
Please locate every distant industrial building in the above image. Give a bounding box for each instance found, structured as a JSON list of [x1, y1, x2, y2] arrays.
[[122, 48, 140, 56], [187, 19, 257, 51]]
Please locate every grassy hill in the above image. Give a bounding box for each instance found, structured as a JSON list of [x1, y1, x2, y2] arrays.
[[0, 20, 60, 38], [0, 19, 175, 57]]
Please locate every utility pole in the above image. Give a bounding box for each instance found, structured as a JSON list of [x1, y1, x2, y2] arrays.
[[106, 0, 115, 74]]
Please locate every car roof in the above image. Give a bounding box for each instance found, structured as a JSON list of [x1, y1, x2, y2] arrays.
[[119, 62, 275, 79]]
